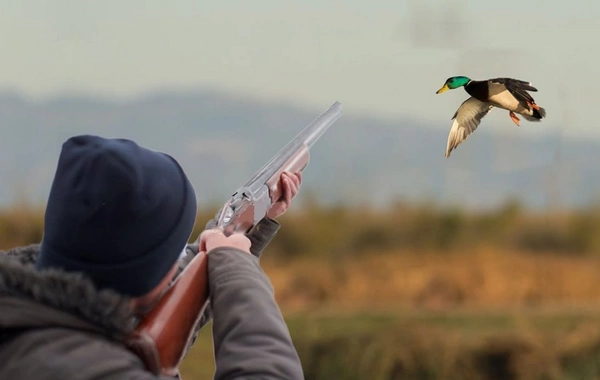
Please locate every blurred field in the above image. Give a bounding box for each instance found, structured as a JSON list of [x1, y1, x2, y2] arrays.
[[3, 200, 600, 379], [180, 310, 600, 380], [264, 248, 600, 312]]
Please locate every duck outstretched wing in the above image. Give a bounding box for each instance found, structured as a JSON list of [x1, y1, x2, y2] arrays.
[[446, 97, 494, 158]]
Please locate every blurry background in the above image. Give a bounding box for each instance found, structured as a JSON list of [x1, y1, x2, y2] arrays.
[[2, 1, 600, 379]]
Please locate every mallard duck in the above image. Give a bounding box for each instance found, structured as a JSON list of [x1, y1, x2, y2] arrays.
[[436, 76, 546, 158]]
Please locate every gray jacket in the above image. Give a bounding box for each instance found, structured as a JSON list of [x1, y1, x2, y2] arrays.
[[0, 218, 304, 379]]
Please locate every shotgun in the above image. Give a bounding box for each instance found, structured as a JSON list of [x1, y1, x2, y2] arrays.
[[125, 101, 343, 378]]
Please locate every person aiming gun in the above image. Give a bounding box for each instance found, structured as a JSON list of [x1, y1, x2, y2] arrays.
[[0, 102, 342, 379]]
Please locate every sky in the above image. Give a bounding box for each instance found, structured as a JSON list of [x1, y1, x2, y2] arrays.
[[1, 0, 599, 139]]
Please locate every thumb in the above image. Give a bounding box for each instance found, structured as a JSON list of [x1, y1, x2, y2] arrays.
[[199, 228, 223, 252]]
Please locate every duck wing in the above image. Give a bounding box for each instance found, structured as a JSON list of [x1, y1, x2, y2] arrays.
[[488, 77, 538, 109], [446, 97, 494, 158]]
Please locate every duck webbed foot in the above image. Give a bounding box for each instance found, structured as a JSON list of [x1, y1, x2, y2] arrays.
[[509, 111, 520, 126]]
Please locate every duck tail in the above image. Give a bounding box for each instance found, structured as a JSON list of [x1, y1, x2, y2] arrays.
[[533, 106, 546, 119], [522, 106, 546, 121]]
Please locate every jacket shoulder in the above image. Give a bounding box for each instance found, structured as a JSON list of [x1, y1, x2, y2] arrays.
[[0, 327, 173, 380]]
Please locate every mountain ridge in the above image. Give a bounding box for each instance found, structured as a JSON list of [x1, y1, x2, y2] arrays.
[[0, 88, 595, 211]]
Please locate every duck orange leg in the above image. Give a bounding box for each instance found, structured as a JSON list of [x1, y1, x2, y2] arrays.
[[527, 101, 540, 111], [509, 111, 520, 126]]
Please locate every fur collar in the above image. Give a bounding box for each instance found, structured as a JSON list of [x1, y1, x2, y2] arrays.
[[0, 244, 137, 339]]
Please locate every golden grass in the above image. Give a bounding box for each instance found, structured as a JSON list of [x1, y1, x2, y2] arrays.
[[0, 204, 44, 249], [262, 246, 600, 313], [2, 202, 600, 311]]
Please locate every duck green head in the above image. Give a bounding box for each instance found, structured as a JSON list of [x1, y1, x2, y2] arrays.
[[436, 76, 471, 94]]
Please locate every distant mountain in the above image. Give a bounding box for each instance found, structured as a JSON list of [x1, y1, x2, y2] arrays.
[[0, 89, 597, 211]]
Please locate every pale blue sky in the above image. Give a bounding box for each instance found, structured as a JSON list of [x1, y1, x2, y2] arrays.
[[1, 0, 599, 138]]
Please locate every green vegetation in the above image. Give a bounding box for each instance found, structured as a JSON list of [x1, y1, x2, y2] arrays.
[[180, 311, 600, 380], [206, 198, 600, 259], [5, 198, 600, 257]]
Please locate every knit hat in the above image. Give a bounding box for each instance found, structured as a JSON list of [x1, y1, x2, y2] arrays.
[[36, 135, 197, 297]]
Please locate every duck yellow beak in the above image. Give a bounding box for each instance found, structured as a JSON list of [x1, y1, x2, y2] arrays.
[[436, 84, 449, 94]]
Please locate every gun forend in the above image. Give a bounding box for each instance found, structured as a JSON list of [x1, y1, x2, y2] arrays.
[[216, 101, 342, 235]]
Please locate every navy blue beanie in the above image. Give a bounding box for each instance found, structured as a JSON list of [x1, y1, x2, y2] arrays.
[[36, 135, 197, 297]]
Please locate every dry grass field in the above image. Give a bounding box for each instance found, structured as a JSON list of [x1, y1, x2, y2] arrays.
[[3, 201, 600, 379]]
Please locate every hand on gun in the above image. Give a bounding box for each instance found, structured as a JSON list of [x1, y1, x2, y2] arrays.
[[267, 171, 302, 219], [199, 229, 251, 255], [200, 171, 302, 255]]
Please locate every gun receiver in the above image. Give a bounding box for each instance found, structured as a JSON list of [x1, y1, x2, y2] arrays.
[[216, 101, 343, 235], [125, 101, 342, 377]]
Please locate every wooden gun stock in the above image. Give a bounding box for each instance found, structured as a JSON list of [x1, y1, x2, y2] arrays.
[[126, 250, 209, 377]]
